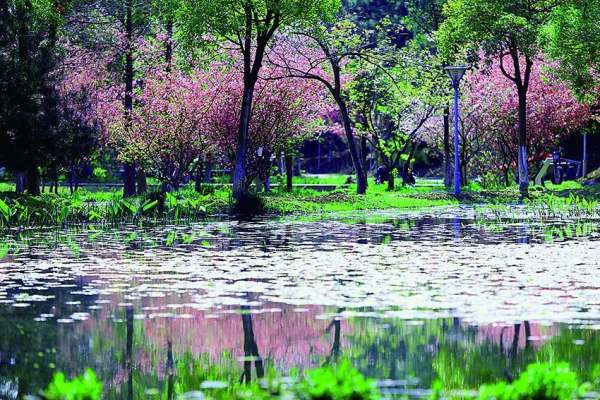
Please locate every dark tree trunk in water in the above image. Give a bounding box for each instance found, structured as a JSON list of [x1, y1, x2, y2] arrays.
[[285, 154, 293, 191], [443, 106, 452, 187], [167, 338, 174, 400], [324, 307, 344, 365], [16, 171, 26, 194], [511, 323, 521, 367], [360, 136, 368, 188], [126, 306, 134, 400], [241, 306, 264, 383], [524, 320, 532, 349], [137, 169, 147, 194], [123, 164, 136, 197], [337, 96, 367, 194], [517, 88, 529, 197], [26, 167, 40, 195], [330, 311, 341, 361]]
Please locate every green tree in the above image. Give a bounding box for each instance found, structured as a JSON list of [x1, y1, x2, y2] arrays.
[[545, 0, 600, 103], [437, 0, 559, 197], [0, 0, 66, 195], [403, 0, 455, 188], [351, 45, 444, 191], [175, 0, 340, 202], [270, 17, 400, 194]]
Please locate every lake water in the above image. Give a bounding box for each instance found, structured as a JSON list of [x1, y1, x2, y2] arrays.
[[1, 206, 600, 398]]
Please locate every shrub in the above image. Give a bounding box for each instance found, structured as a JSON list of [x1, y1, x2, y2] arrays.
[[298, 360, 380, 400], [43, 368, 102, 400], [477, 362, 587, 400]]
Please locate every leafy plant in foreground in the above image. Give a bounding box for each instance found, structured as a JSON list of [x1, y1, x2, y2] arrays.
[[477, 362, 587, 399], [43, 368, 102, 400], [298, 359, 379, 400]]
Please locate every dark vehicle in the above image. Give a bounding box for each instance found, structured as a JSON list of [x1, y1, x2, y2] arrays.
[[374, 166, 389, 185]]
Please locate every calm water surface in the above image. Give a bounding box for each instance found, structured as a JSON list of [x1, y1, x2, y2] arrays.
[[1, 206, 600, 398]]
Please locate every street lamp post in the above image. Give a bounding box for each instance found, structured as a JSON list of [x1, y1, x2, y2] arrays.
[[444, 65, 468, 195], [583, 133, 588, 178]]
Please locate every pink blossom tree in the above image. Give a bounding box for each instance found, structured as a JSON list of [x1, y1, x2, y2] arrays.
[[206, 62, 329, 191], [93, 35, 222, 190]]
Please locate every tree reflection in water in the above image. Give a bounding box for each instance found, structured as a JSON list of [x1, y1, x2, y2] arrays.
[[241, 304, 264, 383]]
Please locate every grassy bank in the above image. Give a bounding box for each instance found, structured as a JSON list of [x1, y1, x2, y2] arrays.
[[0, 178, 599, 229]]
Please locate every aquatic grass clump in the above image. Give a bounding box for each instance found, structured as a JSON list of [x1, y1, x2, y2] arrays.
[[473, 193, 600, 223], [524, 193, 599, 220], [0, 187, 222, 230]]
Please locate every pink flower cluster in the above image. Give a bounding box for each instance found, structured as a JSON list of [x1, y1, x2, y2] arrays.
[[68, 35, 329, 187]]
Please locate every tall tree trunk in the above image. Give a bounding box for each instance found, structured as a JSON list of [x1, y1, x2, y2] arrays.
[[165, 20, 173, 73], [123, 164, 136, 197], [137, 169, 147, 194], [203, 161, 213, 184], [285, 154, 293, 191], [26, 167, 40, 196], [232, 35, 272, 200], [261, 150, 271, 192], [75, 166, 80, 191], [402, 143, 417, 186], [16, 171, 27, 194], [295, 154, 301, 176], [123, 0, 136, 198], [232, 82, 255, 199], [360, 136, 368, 188], [336, 95, 367, 194], [387, 174, 394, 191], [517, 88, 529, 197], [443, 106, 452, 187], [69, 165, 75, 194], [317, 136, 322, 171]]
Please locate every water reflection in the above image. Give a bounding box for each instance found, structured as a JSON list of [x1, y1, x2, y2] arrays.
[[2, 292, 600, 397], [1, 207, 600, 397]]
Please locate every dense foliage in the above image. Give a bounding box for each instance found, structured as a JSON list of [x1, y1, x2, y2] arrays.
[[1, 0, 599, 200]]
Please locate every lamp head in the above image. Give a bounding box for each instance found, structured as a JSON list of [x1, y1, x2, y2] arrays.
[[444, 66, 468, 84]]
